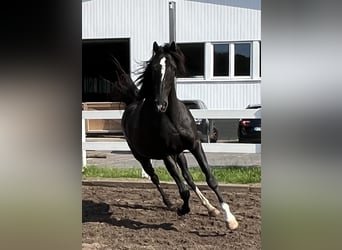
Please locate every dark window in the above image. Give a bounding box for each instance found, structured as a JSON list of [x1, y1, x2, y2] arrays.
[[213, 44, 229, 76], [82, 39, 130, 102], [235, 43, 251, 76], [177, 43, 204, 77]]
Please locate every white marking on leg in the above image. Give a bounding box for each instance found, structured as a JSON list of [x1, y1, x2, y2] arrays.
[[221, 202, 239, 230], [195, 187, 218, 214], [160, 57, 166, 81]]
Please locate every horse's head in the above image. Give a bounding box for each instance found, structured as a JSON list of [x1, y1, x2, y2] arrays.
[[138, 41, 185, 113]]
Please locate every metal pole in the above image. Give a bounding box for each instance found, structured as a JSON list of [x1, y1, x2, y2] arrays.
[[169, 2, 177, 91], [169, 1, 176, 43], [82, 118, 87, 167]]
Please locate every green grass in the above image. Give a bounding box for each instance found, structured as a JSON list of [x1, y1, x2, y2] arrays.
[[82, 165, 261, 184]]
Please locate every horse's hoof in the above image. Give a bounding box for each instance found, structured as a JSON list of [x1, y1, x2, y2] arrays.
[[226, 219, 239, 230], [177, 207, 190, 216], [164, 200, 173, 209], [208, 208, 220, 217]]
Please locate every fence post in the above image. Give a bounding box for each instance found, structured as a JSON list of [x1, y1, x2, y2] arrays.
[[82, 118, 87, 167]]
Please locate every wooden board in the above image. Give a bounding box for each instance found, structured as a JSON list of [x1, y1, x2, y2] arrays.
[[82, 102, 126, 134]]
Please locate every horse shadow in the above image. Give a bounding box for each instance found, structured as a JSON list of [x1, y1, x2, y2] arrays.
[[82, 200, 178, 231], [113, 202, 175, 212]]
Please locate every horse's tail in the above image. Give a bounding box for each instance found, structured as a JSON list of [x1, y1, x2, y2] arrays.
[[101, 56, 138, 106]]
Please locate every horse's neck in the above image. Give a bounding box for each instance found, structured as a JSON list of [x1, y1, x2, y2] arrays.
[[166, 86, 181, 121]]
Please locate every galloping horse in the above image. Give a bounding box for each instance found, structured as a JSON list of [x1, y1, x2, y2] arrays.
[[108, 42, 238, 230]]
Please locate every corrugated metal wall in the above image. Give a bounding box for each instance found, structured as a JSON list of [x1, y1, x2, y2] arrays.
[[82, 0, 170, 81], [82, 0, 261, 109], [176, 0, 261, 42], [177, 80, 261, 109]]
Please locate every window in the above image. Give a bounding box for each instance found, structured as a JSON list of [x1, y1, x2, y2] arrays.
[[213, 44, 229, 76], [234, 43, 251, 76], [177, 43, 204, 78]]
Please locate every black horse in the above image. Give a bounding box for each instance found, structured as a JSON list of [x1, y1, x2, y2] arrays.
[[107, 42, 238, 230]]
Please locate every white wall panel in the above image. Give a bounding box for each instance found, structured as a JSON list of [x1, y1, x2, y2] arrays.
[[176, 80, 261, 109], [176, 0, 261, 42]]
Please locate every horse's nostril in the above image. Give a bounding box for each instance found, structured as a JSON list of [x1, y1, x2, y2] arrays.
[[155, 101, 168, 112]]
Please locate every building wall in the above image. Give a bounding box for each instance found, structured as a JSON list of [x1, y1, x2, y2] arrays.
[[82, 0, 261, 109], [82, 0, 170, 81], [176, 0, 261, 42], [177, 80, 260, 109]]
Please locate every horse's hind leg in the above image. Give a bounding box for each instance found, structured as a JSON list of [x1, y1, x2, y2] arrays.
[[135, 156, 173, 209], [163, 156, 190, 216], [176, 152, 220, 217], [190, 142, 239, 230]]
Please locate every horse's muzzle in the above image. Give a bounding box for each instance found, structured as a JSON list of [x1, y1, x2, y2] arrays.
[[155, 101, 168, 113]]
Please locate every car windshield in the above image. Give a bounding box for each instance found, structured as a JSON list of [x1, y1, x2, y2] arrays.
[[246, 105, 261, 109], [185, 103, 199, 109], [182, 100, 207, 109]]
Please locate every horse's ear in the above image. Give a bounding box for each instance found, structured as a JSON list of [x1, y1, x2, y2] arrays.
[[170, 41, 177, 52], [153, 42, 159, 53]]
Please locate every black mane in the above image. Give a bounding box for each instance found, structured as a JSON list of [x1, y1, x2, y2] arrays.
[[136, 42, 186, 100]]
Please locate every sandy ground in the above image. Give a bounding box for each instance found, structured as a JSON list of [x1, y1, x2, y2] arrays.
[[82, 182, 261, 250]]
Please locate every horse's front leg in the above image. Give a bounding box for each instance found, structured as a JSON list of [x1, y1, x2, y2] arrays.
[[190, 142, 239, 230], [132, 155, 173, 209], [176, 152, 220, 217], [163, 156, 190, 215]]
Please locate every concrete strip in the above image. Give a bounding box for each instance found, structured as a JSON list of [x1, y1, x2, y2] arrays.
[[86, 151, 261, 168], [82, 178, 261, 193]]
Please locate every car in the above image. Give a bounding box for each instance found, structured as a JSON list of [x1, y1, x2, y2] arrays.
[[238, 104, 261, 143], [181, 100, 218, 143]]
